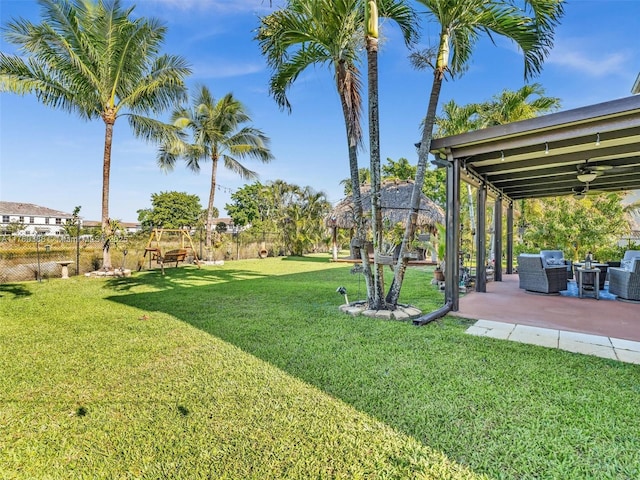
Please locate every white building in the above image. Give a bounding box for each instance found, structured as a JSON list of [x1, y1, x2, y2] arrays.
[[0, 201, 76, 236], [83, 220, 142, 235]]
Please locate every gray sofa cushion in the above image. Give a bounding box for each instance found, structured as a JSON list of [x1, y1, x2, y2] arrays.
[[622, 250, 640, 262], [540, 249, 573, 279], [546, 258, 565, 266]]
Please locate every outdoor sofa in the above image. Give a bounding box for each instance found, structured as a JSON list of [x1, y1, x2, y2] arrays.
[[608, 250, 640, 301], [540, 250, 573, 279], [517, 253, 569, 294]]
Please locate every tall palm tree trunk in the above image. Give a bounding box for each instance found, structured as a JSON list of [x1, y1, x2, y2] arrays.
[[206, 155, 219, 255], [347, 138, 374, 305], [387, 68, 444, 305], [101, 119, 114, 270], [337, 62, 374, 305], [366, 10, 386, 310]]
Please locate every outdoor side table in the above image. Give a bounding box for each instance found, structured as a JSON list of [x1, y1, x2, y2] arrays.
[[577, 267, 600, 300]]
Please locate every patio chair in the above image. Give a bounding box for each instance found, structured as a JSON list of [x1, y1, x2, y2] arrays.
[[540, 250, 573, 279], [608, 251, 640, 301], [517, 254, 568, 294]]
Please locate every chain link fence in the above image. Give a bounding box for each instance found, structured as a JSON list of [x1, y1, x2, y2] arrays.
[[0, 231, 329, 284], [0, 236, 127, 283]]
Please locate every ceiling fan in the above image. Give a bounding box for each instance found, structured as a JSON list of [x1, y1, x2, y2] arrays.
[[572, 185, 590, 199], [576, 159, 612, 183], [572, 182, 606, 199]]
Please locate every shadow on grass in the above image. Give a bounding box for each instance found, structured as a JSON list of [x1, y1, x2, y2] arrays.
[[103, 265, 268, 292], [280, 255, 331, 263], [105, 266, 639, 479], [0, 283, 33, 298]]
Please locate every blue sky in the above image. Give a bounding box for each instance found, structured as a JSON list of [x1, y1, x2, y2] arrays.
[[1, 0, 639, 222]]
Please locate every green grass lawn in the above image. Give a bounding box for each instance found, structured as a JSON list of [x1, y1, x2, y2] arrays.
[[1, 256, 638, 479]]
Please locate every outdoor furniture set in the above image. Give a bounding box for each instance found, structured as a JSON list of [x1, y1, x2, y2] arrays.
[[517, 249, 640, 302], [608, 250, 640, 301], [517, 253, 569, 294]]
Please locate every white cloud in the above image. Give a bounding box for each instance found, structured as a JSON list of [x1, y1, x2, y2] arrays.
[[547, 44, 630, 78], [191, 61, 264, 79]]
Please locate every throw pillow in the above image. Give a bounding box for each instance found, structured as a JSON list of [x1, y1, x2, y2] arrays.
[[546, 258, 563, 266], [621, 259, 632, 270]]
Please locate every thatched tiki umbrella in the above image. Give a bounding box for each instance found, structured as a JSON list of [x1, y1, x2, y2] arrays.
[[325, 180, 445, 261]]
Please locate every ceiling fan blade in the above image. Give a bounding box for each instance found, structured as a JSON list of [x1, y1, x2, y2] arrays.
[[579, 159, 614, 173]]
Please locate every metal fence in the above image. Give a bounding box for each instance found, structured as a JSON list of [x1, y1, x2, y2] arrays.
[[0, 231, 328, 284], [0, 236, 128, 283]]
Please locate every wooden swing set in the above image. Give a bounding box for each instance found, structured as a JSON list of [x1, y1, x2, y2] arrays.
[[140, 228, 201, 274]]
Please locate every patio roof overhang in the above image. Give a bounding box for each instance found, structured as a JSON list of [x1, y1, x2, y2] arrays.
[[429, 94, 640, 201]]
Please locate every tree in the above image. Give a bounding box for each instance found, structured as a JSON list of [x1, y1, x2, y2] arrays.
[[382, 157, 416, 182], [252, 179, 301, 248], [525, 194, 628, 261], [158, 86, 273, 256], [435, 100, 484, 137], [435, 84, 560, 136], [62, 206, 82, 237], [387, 0, 564, 305], [3, 220, 25, 237], [137, 191, 205, 231], [226, 182, 265, 228], [1, 0, 190, 269], [226, 180, 330, 256], [365, 0, 386, 307], [257, 0, 417, 306], [283, 186, 331, 255], [434, 85, 561, 265], [480, 83, 560, 127], [339, 167, 372, 195]]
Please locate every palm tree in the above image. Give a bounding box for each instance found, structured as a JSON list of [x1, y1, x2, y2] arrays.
[[434, 86, 560, 270], [386, 0, 565, 305], [158, 86, 273, 254], [0, 0, 190, 269], [365, 0, 386, 307], [481, 83, 560, 126], [339, 167, 372, 195], [434, 100, 484, 137], [257, 0, 417, 305], [284, 186, 331, 255]]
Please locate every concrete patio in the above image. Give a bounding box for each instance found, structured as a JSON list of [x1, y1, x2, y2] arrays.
[[450, 274, 640, 364]]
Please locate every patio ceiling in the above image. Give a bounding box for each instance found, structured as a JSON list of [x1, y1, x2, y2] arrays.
[[429, 95, 640, 201]]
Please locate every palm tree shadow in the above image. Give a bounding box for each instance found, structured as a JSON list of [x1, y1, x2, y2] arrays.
[[0, 283, 33, 298], [280, 255, 330, 263], [103, 265, 268, 292], [105, 267, 461, 469]]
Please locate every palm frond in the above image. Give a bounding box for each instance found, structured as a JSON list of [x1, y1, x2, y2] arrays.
[[378, 0, 420, 46], [222, 155, 259, 180], [127, 114, 185, 145], [417, 0, 564, 81]]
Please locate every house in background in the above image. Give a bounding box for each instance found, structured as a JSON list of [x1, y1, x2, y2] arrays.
[[0, 201, 76, 236], [83, 220, 142, 236]]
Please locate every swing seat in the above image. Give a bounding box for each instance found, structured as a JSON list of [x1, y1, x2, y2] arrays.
[[160, 249, 187, 267], [141, 228, 201, 273]]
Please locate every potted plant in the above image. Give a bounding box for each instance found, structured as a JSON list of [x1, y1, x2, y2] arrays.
[[433, 225, 446, 282]]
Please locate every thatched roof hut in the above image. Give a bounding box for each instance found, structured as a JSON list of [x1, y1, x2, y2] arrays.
[[325, 180, 445, 232]]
